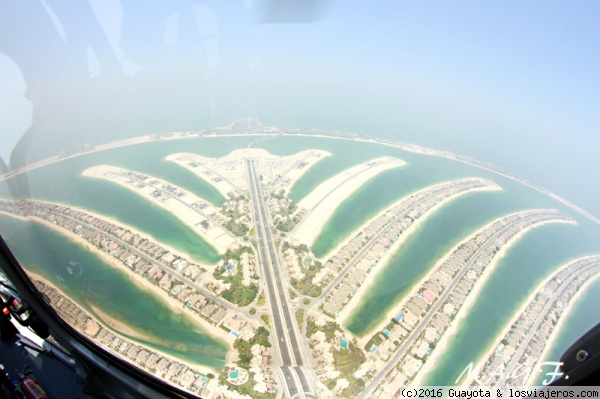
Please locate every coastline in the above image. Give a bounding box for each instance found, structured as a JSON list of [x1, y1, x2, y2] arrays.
[[0, 134, 156, 183], [0, 210, 234, 349], [0, 129, 597, 227], [277, 149, 332, 196], [410, 218, 577, 386], [456, 255, 595, 387], [89, 304, 153, 340], [14, 197, 213, 268], [339, 214, 428, 341], [316, 178, 501, 261], [526, 273, 600, 386], [292, 157, 406, 247], [349, 213, 575, 346], [166, 152, 238, 197], [24, 270, 223, 375], [83, 164, 234, 254], [166, 148, 331, 196], [339, 184, 502, 342], [1, 128, 598, 394]]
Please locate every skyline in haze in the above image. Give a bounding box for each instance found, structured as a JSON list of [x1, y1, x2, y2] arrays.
[[1, 0, 599, 217]]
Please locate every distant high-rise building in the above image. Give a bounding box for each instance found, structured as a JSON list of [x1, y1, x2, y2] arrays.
[[230, 118, 264, 132]]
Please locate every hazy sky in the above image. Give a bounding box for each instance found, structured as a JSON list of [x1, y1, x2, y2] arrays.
[[1, 0, 599, 215]]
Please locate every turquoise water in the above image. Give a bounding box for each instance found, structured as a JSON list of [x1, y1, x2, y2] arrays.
[[311, 162, 577, 261], [0, 135, 361, 263], [0, 214, 228, 370], [0, 138, 273, 264], [529, 277, 600, 386], [1, 135, 598, 380], [344, 177, 568, 336], [282, 138, 406, 204], [421, 222, 600, 385], [312, 159, 480, 258]]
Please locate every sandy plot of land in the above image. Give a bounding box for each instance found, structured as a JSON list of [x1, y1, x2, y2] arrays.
[[291, 157, 406, 247], [167, 149, 330, 193], [166, 153, 238, 197], [83, 165, 236, 253], [274, 149, 331, 195]]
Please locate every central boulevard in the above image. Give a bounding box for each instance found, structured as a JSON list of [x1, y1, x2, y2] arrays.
[[246, 159, 318, 399]]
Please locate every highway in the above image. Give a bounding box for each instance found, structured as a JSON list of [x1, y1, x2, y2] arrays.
[[246, 159, 317, 398]]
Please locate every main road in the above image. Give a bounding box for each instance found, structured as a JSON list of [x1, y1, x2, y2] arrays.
[[246, 159, 317, 399]]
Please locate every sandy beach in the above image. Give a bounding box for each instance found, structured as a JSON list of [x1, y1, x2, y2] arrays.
[[167, 148, 331, 196], [276, 150, 331, 195], [351, 212, 575, 348], [525, 272, 600, 386], [454, 255, 596, 387], [166, 153, 239, 197], [292, 157, 406, 247], [0, 210, 234, 348], [83, 165, 236, 253], [23, 270, 225, 375], [337, 183, 502, 342], [89, 305, 153, 340], [410, 218, 577, 386], [316, 178, 501, 262], [28, 198, 212, 268]]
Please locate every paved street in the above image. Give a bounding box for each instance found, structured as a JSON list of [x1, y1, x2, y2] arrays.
[[246, 159, 317, 399]]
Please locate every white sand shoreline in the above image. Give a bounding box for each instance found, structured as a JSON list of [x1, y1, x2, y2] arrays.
[[24, 270, 223, 375], [0, 210, 234, 350], [526, 273, 600, 386], [1, 130, 597, 226], [340, 184, 503, 343], [411, 218, 576, 386], [316, 178, 500, 261], [456, 255, 597, 387], [83, 164, 235, 254], [292, 157, 406, 247]]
